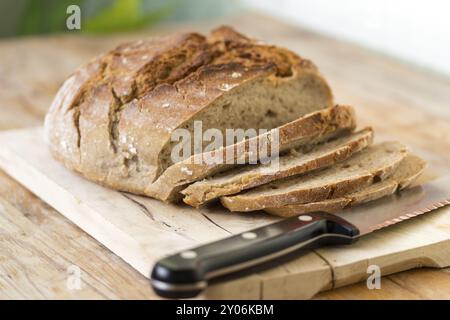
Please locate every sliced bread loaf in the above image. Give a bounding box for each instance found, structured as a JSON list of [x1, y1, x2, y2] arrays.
[[220, 141, 408, 212], [44, 26, 333, 198], [146, 104, 356, 202], [265, 154, 426, 217], [182, 127, 373, 207]]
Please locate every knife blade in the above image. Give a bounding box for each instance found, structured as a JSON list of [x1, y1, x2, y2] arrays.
[[151, 176, 450, 299]]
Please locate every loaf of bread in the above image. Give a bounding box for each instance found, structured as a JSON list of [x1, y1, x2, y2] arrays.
[[44, 26, 333, 199], [45, 26, 426, 214]]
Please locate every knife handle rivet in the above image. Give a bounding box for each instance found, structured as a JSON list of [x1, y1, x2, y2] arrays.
[[180, 250, 197, 259], [242, 232, 257, 240], [298, 215, 313, 222]]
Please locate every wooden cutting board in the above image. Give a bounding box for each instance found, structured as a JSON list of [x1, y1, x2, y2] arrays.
[[0, 127, 449, 299]]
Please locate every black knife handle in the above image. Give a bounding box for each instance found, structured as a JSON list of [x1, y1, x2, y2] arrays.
[[151, 212, 359, 298]]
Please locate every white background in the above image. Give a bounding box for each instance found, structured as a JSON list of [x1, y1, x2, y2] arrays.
[[244, 0, 450, 76]]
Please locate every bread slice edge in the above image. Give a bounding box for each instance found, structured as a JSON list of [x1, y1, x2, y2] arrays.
[[182, 127, 374, 207], [146, 104, 356, 202], [265, 154, 427, 217], [221, 141, 409, 212]]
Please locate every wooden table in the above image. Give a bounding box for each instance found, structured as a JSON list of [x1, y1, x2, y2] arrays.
[[1, 12, 449, 299]]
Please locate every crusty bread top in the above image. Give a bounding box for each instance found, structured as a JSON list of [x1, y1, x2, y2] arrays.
[[221, 141, 408, 211], [44, 26, 333, 193]]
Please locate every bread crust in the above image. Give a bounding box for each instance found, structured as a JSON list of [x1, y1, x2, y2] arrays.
[[265, 154, 426, 217], [181, 126, 370, 207], [149, 105, 356, 202], [44, 26, 333, 197], [220, 141, 409, 212]]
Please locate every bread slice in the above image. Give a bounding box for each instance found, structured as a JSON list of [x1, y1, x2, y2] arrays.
[[44, 26, 333, 198], [265, 154, 426, 217], [146, 105, 356, 202], [220, 141, 408, 212], [181, 127, 373, 207]]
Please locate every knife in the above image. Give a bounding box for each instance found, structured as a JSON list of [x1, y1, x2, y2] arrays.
[[151, 176, 450, 298]]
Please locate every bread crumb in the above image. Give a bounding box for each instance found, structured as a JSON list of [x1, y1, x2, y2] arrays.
[[60, 141, 68, 151], [197, 87, 207, 97], [181, 166, 193, 175], [219, 83, 235, 91], [231, 72, 242, 78], [128, 144, 137, 154]]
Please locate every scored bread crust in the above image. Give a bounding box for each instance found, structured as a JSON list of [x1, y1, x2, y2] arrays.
[[44, 26, 333, 198], [148, 105, 356, 202], [220, 141, 409, 212], [181, 126, 371, 207], [265, 154, 426, 217]]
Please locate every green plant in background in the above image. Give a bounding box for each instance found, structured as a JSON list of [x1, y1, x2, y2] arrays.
[[18, 0, 81, 35], [0, 0, 240, 38], [84, 0, 174, 33], [16, 0, 173, 36]]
